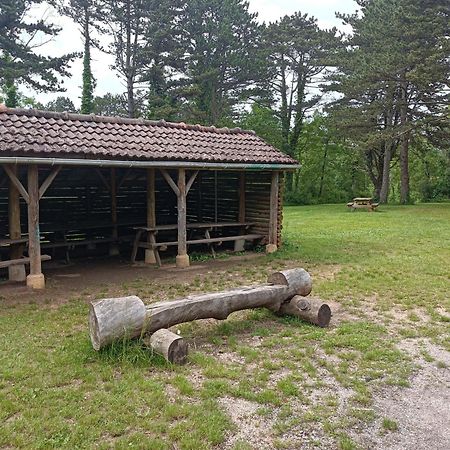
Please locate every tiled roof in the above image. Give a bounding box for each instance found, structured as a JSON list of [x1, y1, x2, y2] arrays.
[[0, 106, 297, 166]]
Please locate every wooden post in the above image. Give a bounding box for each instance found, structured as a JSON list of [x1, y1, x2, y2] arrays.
[[176, 168, 189, 268], [145, 168, 157, 264], [26, 165, 45, 289], [235, 172, 246, 252], [8, 166, 26, 281], [109, 168, 120, 256], [266, 171, 279, 254]]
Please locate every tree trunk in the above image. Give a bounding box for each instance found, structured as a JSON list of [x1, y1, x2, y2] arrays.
[[399, 76, 410, 204], [379, 144, 392, 203], [89, 268, 314, 350]]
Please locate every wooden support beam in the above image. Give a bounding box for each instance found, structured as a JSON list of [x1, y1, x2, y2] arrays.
[[39, 166, 61, 199], [235, 172, 246, 252], [26, 165, 45, 289], [3, 165, 29, 204], [186, 170, 199, 195], [160, 169, 180, 197], [95, 168, 110, 192], [118, 168, 132, 189], [176, 168, 189, 268], [145, 168, 157, 264], [238, 172, 246, 223], [109, 168, 119, 256], [8, 165, 26, 281], [267, 171, 279, 253]]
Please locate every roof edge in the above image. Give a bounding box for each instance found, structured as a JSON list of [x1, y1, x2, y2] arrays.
[[0, 156, 299, 171], [0, 104, 256, 136]]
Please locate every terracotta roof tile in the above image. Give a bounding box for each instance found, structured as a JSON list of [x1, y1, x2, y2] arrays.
[[0, 106, 297, 166]]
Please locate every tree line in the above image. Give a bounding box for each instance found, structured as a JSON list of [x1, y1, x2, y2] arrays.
[[1, 0, 449, 204]]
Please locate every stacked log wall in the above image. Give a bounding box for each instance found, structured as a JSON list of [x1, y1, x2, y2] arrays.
[[0, 167, 279, 260]]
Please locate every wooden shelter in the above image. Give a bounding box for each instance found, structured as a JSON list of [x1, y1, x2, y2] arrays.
[[0, 106, 298, 289]]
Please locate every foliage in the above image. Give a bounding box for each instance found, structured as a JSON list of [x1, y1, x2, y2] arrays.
[[0, 0, 76, 97], [286, 115, 370, 205], [176, 0, 264, 126], [92, 92, 128, 117], [44, 95, 77, 112], [327, 0, 450, 203]]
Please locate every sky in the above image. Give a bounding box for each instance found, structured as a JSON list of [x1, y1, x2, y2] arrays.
[[23, 0, 358, 107]]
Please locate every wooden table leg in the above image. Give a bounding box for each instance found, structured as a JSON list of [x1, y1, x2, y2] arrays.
[[205, 228, 216, 258], [131, 229, 143, 263], [148, 231, 161, 267]]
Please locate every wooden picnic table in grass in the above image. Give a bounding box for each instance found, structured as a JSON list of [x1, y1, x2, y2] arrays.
[[131, 222, 263, 266], [347, 197, 379, 212]]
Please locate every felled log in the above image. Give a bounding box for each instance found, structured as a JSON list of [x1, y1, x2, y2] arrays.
[[89, 268, 313, 350], [278, 296, 331, 327], [144, 329, 188, 364]]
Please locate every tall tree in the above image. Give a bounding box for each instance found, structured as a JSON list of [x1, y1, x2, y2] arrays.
[[178, 0, 264, 125], [60, 0, 97, 113], [330, 0, 449, 203], [0, 0, 76, 105], [97, 0, 181, 118], [264, 13, 337, 161]]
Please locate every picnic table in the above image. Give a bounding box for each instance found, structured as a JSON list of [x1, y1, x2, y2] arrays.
[[131, 222, 263, 266], [347, 197, 379, 212]]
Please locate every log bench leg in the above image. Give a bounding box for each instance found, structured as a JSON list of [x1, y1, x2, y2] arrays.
[[131, 229, 143, 264]]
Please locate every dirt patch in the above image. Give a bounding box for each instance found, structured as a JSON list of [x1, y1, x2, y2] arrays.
[[219, 397, 276, 449], [352, 339, 450, 450]]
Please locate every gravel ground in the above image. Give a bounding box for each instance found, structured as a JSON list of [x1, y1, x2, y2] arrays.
[[351, 339, 450, 450]]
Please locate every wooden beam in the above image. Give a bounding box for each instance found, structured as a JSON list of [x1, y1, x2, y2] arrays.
[[118, 168, 132, 189], [8, 165, 26, 281], [160, 169, 180, 197], [39, 166, 61, 199], [3, 165, 29, 204], [238, 172, 246, 223], [110, 168, 118, 240], [95, 168, 110, 192], [176, 168, 189, 267], [267, 171, 279, 252], [27, 165, 45, 288], [186, 170, 199, 195], [145, 168, 157, 264]]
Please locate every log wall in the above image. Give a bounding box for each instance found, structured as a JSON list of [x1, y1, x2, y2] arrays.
[[0, 167, 279, 263]]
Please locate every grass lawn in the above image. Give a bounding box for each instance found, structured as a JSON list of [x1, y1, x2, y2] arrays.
[[1, 203, 449, 449]]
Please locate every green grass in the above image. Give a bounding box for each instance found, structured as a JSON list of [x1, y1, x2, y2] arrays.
[[1, 203, 449, 448]]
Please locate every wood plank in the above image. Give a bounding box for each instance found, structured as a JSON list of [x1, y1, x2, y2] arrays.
[[133, 222, 255, 232], [0, 255, 51, 269], [3, 165, 29, 204], [0, 238, 28, 247], [110, 168, 118, 239], [138, 234, 264, 248]]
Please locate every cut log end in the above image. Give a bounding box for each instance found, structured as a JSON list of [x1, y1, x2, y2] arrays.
[[279, 296, 332, 328], [145, 329, 189, 365], [268, 268, 312, 297], [316, 304, 332, 328]]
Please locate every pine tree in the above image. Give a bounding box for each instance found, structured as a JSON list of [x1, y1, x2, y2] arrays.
[[178, 0, 264, 125], [0, 0, 76, 100]]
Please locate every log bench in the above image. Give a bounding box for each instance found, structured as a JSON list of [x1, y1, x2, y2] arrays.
[[0, 255, 51, 269], [347, 197, 379, 212], [131, 222, 262, 266]]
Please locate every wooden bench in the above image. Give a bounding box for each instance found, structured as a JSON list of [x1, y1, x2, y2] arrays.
[[131, 222, 262, 266], [347, 197, 379, 212], [0, 255, 51, 269]]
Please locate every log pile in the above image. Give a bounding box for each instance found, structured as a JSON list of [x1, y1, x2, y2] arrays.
[[89, 268, 332, 361]]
